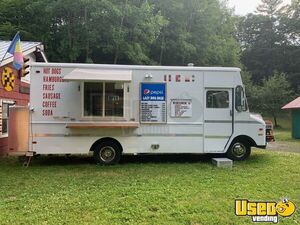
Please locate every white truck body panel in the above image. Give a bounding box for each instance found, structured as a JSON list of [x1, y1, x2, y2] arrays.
[[24, 63, 265, 155]]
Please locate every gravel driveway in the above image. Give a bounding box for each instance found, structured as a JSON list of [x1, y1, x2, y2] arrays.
[[266, 141, 300, 153]]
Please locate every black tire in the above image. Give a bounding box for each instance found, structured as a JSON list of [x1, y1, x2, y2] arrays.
[[226, 140, 251, 161], [93, 141, 122, 165]]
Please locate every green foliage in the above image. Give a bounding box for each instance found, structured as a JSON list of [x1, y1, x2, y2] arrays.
[[102, 0, 166, 64], [0, 151, 299, 224], [0, 0, 298, 115], [237, 0, 300, 92], [246, 72, 294, 126], [0, 0, 241, 66], [241, 70, 261, 112], [260, 72, 293, 111], [0, 22, 18, 39], [150, 0, 240, 66], [0, 0, 167, 64]]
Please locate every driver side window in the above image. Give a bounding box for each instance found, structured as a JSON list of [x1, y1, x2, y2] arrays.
[[206, 90, 229, 108]]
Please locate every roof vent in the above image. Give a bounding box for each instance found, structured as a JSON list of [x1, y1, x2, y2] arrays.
[[187, 63, 194, 67]]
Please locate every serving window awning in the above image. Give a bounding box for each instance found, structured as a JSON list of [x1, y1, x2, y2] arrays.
[[63, 68, 132, 82]]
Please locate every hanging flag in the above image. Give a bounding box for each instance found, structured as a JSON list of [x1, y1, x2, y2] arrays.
[[7, 32, 24, 70]]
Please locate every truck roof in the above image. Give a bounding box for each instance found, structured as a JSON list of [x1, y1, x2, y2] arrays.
[[31, 62, 241, 72]]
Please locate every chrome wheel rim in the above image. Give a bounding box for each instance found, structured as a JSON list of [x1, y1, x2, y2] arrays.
[[99, 146, 116, 162], [232, 143, 246, 158]]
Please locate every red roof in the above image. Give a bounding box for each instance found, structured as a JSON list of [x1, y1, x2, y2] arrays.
[[282, 97, 300, 109]]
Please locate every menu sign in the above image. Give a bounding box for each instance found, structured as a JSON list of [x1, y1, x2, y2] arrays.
[[171, 99, 192, 118], [41, 67, 64, 117], [140, 83, 166, 123]]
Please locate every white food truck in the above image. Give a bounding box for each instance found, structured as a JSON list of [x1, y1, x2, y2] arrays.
[[9, 63, 267, 164]]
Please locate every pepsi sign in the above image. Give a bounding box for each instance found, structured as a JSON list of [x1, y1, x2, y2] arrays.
[[141, 83, 166, 101]]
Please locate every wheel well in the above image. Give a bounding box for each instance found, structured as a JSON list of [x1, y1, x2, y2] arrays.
[[90, 137, 123, 152], [230, 135, 257, 147]]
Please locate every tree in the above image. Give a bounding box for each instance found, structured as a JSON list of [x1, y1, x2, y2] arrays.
[[258, 72, 294, 127], [102, 0, 166, 64], [278, 0, 300, 92], [238, 0, 285, 82], [0, 0, 241, 66], [237, 0, 300, 92], [256, 0, 284, 16], [241, 70, 261, 112], [150, 0, 241, 66]]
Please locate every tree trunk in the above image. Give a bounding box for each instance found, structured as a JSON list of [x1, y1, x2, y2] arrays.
[[84, 7, 90, 63], [273, 114, 278, 127], [113, 48, 119, 64], [159, 33, 165, 65], [67, 13, 73, 62], [114, 0, 127, 64], [181, 11, 194, 65]]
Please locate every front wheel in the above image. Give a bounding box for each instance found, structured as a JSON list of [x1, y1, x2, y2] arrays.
[[226, 141, 251, 161], [93, 141, 122, 165]]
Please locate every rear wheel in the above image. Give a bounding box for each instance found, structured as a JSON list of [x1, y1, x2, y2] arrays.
[[93, 141, 122, 165], [226, 141, 251, 161]]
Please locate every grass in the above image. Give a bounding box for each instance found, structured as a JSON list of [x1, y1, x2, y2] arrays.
[[274, 128, 300, 142], [0, 150, 299, 225]]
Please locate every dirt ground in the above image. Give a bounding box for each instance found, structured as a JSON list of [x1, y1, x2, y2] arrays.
[[266, 141, 300, 153]]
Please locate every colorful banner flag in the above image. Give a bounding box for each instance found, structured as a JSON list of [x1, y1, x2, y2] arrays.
[[7, 32, 24, 70]]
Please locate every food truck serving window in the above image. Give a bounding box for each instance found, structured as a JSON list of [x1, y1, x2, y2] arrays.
[[84, 82, 124, 117]]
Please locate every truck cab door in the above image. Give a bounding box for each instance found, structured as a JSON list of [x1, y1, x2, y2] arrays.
[[204, 89, 233, 153]]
